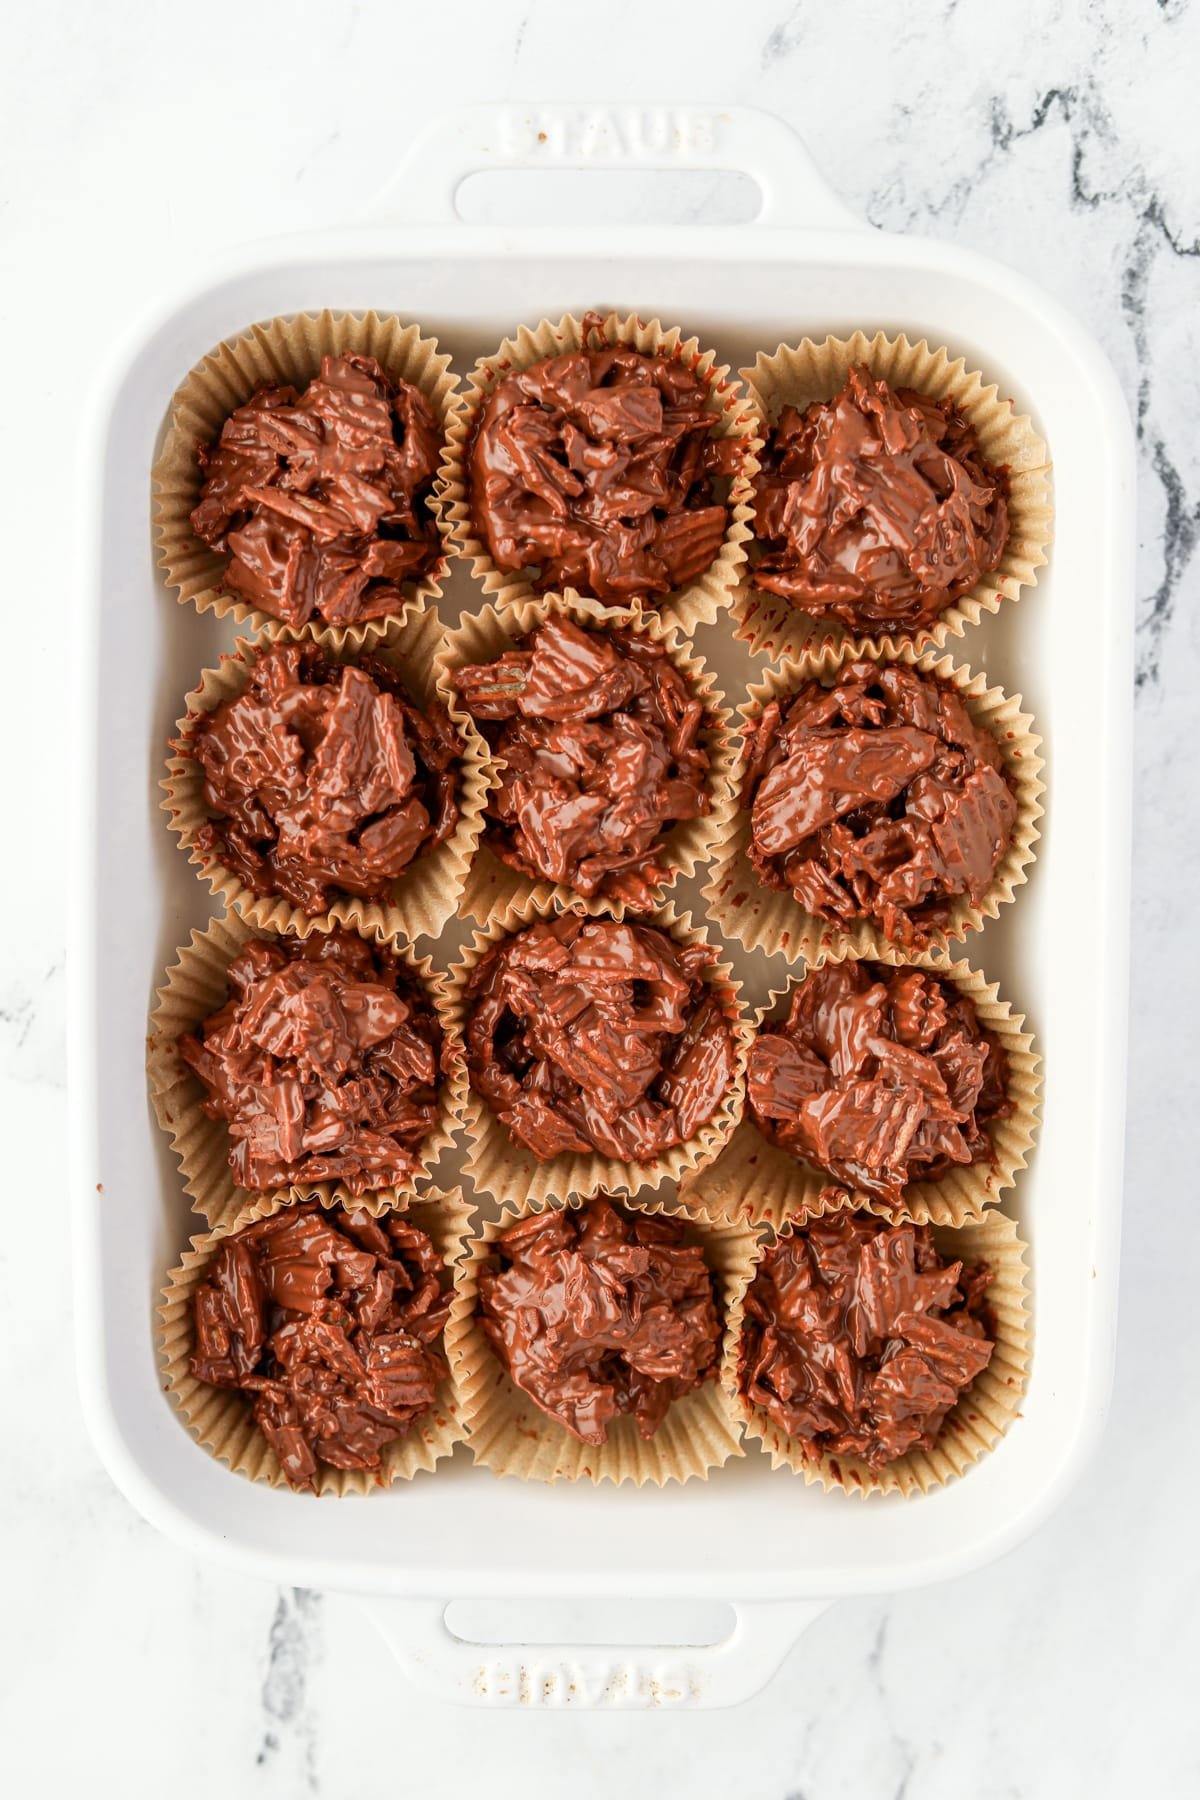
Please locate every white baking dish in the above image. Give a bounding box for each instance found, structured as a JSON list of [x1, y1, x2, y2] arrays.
[[71, 103, 1134, 1708]]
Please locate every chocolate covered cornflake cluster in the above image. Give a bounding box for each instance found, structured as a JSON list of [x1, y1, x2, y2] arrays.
[[190, 1202, 451, 1491], [465, 915, 736, 1163], [453, 615, 710, 906], [742, 661, 1017, 948], [468, 316, 740, 603], [737, 1212, 995, 1469], [179, 932, 447, 1194], [752, 364, 1008, 634], [191, 352, 442, 627], [184, 642, 460, 914], [747, 961, 1011, 1207], [477, 1197, 721, 1444]]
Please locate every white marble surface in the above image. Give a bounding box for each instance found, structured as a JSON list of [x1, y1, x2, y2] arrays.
[[4, 0, 1199, 1792]]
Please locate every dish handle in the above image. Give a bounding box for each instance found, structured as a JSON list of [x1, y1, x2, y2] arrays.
[[367, 101, 862, 231], [358, 1595, 829, 1710]]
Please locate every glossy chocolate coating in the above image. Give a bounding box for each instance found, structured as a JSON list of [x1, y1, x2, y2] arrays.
[[742, 660, 1017, 947], [747, 961, 1011, 1207], [453, 615, 711, 906], [179, 932, 447, 1194], [191, 352, 442, 628], [737, 1212, 994, 1469], [183, 641, 460, 915], [468, 315, 739, 603], [752, 365, 1008, 634], [189, 1201, 451, 1491], [464, 914, 736, 1163], [477, 1197, 721, 1444]]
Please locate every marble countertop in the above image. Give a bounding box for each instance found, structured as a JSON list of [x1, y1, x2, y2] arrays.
[[5, 0, 1198, 1793]]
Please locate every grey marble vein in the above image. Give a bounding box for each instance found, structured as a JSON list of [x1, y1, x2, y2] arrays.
[[257, 1589, 323, 1791], [865, 58, 1200, 691], [761, 2, 806, 68]]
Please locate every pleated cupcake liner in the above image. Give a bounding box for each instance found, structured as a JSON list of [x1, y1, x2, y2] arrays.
[[436, 309, 761, 636], [158, 1185, 474, 1496], [446, 1189, 759, 1485], [146, 912, 468, 1229], [153, 309, 459, 650], [702, 638, 1044, 963], [722, 1203, 1031, 1498], [161, 604, 492, 947], [733, 331, 1053, 662], [444, 889, 752, 1209], [680, 942, 1040, 1232], [433, 589, 738, 924]]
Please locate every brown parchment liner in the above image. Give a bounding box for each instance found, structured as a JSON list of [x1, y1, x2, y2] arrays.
[[158, 1186, 474, 1496], [433, 590, 738, 925], [446, 1190, 759, 1485], [146, 912, 468, 1230], [445, 891, 752, 1209], [722, 1204, 1031, 1498], [732, 331, 1053, 663], [680, 943, 1040, 1233], [153, 310, 459, 651], [702, 640, 1044, 964], [161, 605, 492, 947], [436, 310, 761, 636]]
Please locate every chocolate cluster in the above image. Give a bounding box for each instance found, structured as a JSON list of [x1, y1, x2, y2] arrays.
[[737, 1212, 995, 1469], [477, 1197, 721, 1443], [747, 961, 1011, 1206], [180, 933, 447, 1194], [752, 364, 1008, 634], [191, 352, 442, 627], [190, 1202, 451, 1491], [452, 615, 711, 906], [464, 915, 736, 1162], [742, 661, 1017, 947], [185, 642, 460, 914], [468, 318, 739, 603]]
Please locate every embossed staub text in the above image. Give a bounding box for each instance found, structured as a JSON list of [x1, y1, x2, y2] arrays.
[[496, 107, 720, 160], [472, 1656, 695, 1708]]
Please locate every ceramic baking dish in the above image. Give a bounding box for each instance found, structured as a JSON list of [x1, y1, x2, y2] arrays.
[[71, 103, 1134, 1708]]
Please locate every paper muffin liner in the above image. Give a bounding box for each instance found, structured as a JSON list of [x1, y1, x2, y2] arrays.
[[434, 590, 738, 924], [723, 1204, 1031, 1498], [158, 1186, 473, 1496], [146, 912, 468, 1230], [733, 331, 1053, 662], [436, 310, 761, 636], [680, 943, 1040, 1232], [446, 1189, 758, 1485], [153, 310, 459, 650], [703, 639, 1044, 964], [161, 604, 492, 947], [445, 890, 752, 1209]]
